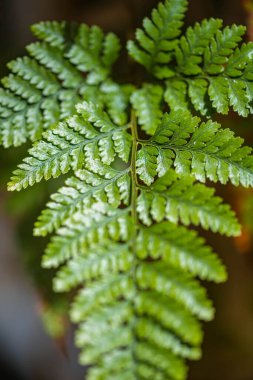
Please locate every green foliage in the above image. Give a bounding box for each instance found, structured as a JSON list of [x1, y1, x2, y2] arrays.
[[129, 4, 253, 118], [175, 18, 223, 75], [34, 167, 130, 237], [2, 1, 253, 379], [8, 101, 131, 191], [7, 102, 245, 379], [137, 170, 240, 236], [127, 0, 187, 78], [31, 21, 68, 49], [66, 24, 120, 84], [131, 84, 163, 135], [166, 25, 253, 116], [137, 111, 253, 187], [0, 21, 121, 147]]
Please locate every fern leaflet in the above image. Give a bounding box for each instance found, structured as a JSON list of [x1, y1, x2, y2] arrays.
[[137, 111, 253, 186], [127, 0, 187, 78], [0, 21, 122, 147]]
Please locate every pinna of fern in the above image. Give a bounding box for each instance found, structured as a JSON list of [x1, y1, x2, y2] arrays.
[[0, 19, 131, 147], [7, 98, 252, 380], [2, 0, 253, 379]]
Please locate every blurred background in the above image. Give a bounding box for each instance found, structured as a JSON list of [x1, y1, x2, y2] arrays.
[[1, 0, 253, 379]]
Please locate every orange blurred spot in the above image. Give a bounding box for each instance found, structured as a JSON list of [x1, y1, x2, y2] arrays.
[[234, 226, 252, 254]]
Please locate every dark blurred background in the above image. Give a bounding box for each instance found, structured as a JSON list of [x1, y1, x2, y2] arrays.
[[1, 0, 253, 379]]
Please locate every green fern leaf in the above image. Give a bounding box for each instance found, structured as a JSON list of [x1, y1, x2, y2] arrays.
[[66, 24, 120, 84], [208, 76, 229, 114], [203, 25, 245, 75], [31, 21, 68, 49], [42, 205, 132, 268], [164, 79, 188, 111], [175, 18, 222, 75], [188, 78, 210, 115], [127, 0, 187, 78], [2, 74, 42, 103], [7, 95, 252, 379], [131, 84, 163, 135], [34, 167, 130, 236], [101, 82, 135, 126], [137, 111, 253, 186], [4, 2, 253, 379], [137, 222, 227, 282], [70, 275, 134, 322], [8, 56, 60, 96], [0, 22, 121, 147], [136, 262, 214, 320], [225, 42, 253, 77], [54, 243, 132, 291], [135, 317, 201, 359], [27, 42, 84, 87], [7, 102, 131, 191], [163, 23, 253, 117], [135, 292, 202, 345], [137, 170, 240, 236]]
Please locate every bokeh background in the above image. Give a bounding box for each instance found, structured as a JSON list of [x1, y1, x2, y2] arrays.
[[1, 0, 253, 379]]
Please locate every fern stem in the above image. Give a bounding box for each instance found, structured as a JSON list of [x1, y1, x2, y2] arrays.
[[130, 110, 138, 216], [130, 109, 139, 371]]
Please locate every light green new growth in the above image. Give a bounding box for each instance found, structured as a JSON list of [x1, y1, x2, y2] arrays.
[[2, 1, 253, 379]]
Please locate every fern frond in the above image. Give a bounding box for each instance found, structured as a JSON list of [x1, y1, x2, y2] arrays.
[[131, 84, 163, 135], [71, 275, 134, 322], [31, 21, 68, 49], [69, 255, 212, 376], [129, 4, 253, 118], [0, 22, 121, 147], [137, 111, 253, 186], [203, 25, 245, 75], [135, 317, 201, 359], [134, 343, 187, 380], [137, 170, 240, 236], [4, 2, 253, 379], [2, 74, 42, 103], [34, 167, 130, 236], [175, 18, 223, 75], [7, 102, 131, 191], [207, 43, 253, 116], [8, 56, 61, 96], [225, 42, 253, 76], [164, 24, 253, 117], [101, 82, 134, 126], [42, 205, 132, 268], [135, 292, 202, 345], [7, 95, 251, 379], [137, 262, 213, 320], [164, 79, 188, 111], [67, 24, 120, 84], [127, 0, 187, 78], [137, 222, 227, 282], [27, 42, 82, 88], [54, 243, 132, 291]]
